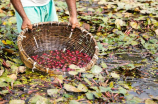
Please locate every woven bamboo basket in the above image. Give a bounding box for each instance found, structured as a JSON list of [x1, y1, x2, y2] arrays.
[[17, 22, 99, 75]]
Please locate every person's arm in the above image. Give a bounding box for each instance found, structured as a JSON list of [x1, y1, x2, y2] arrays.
[[10, 0, 32, 30], [65, 0, 79, 29]]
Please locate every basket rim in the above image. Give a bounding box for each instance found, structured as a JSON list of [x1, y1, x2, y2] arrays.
[[17, 21, 99, 74]]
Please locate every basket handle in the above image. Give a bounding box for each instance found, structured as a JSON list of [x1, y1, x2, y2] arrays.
[[22, 28, 29, 32]]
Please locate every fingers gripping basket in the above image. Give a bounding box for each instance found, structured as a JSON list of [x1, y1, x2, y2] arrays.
[[17, 22, 99, 74]]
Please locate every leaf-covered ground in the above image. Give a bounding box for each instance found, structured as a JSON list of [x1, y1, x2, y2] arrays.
[[0, 0, 158, 104]]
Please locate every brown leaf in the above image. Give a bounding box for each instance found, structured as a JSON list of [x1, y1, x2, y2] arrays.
[[2, 48, 16, 55], [18, 66, 26, 73], [7, 74, 17, 81], [82, 23, 90, 31]]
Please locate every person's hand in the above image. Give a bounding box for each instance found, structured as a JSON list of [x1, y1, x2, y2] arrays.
[[21, 18, 32, 30], [69, 16, 79, 30]]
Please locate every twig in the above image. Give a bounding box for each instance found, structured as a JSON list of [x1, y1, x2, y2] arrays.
[[56, 78, 62, 88], [79, 72, 81, 78], [105, 69, 109, 75], [105, 79, 109, 85], [101, 93, 108, 100], [75, 76, 82, 81], [105, 92, 111, 98], [5, 87, 12, 94], [92, 79, 98, 86], [77, 99, 92, 104], [111, 88, 118, 90], [114, 93, 119, 98]]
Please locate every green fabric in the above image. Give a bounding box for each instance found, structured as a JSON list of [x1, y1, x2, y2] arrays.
[[15, 0, 58, 33]]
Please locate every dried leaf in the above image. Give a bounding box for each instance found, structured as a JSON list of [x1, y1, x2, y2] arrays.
[[155, 57, 158, 62], [7, 74, 17, 81], [69, 100, 80, 104], [101, 61, 107, 68], [92, 91, 102, 98], [145, 99, 157, 104], [68, 71, 78, 75], [29, 95, 50, 104], [99, 87, 112, 92], [77, 84, 88, 92], [69, 64, 80, 69], [86, 92, 94, 100], [0, 90, 9, 95], [130, 22, 138, 29], [69, 64, 85, 72], [9, 100, 25, 104], [11, 65, 18, 74], [111, 72, 120, 79], [18, 66, 26, 73], [115, 19, 124, 26], [82, 23, 90, 31], [64, 84, 82, 92], [0, 68, 4, 76], [53, 75, 64, 84], [47, 89, 59, 97], [91, 65, 103, 74], [119, 87, 127, 95], [6, 60, 13, 67], [155, 29, 158, 35]]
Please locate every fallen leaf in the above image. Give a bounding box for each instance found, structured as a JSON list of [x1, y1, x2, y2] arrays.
[[82, 23, 90, 31], [29, 95, 50, 104], [9, 100, 25, 104], [8, 17, 17, 24], [53, 75, 64, 84], [11, 65, 18, 74], [64, 84, 82, 92], [86, 92, 94, 100], [69, 64, 80, 69], [7, 74, 17, 88], [0, 68, 4, 76], [111, 72, 120, 79], [91, 65, 103, 74], [47, 89, 59, 97], [69, 64, 85, 72], [0, 90, 9, 95], [69, 100, 80, 104], [119, 87, 127, 95], [155, 57, 158, 62], [18, 66, 26, 73], [7, 74, 17, 81], [77, 84, 88, 92], [92, 91, 102, 98], [101, 61, 107, 68], [145, 99, 157, 104], [99, 87, 112, 92], [130, 22, 138, 29], [6, 60, 13, 67], [68, 71, 78, 75], [115, 19, 124, 26], [155, 29, 158, 35]]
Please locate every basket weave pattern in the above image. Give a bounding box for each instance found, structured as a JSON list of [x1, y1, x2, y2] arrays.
[[17, 22, 99, 74]]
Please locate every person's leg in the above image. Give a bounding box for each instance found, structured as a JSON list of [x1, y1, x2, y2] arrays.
[[15, 0, 58, 33], [15, 6, 41, 33], [44, 0, 58, 22]]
